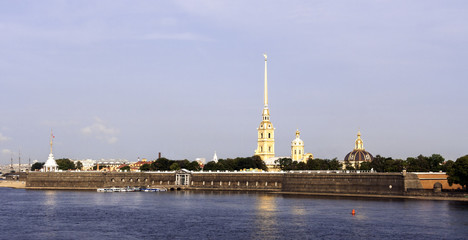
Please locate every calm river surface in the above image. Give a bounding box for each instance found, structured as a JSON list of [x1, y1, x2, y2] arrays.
[[0, 188, 467, 240]]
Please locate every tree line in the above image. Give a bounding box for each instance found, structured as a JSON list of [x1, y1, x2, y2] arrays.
[[138, 158, 201, 171], [203, 156, 267, 171]]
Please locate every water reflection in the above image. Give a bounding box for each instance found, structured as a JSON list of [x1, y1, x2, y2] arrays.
[[254, 194, 279, 238], [44, 190, 57, 207]]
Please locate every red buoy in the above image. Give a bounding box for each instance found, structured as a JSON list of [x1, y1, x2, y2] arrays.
[[352, 209, 356, 215]]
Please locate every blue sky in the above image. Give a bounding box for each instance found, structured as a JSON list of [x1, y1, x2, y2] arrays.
[[1, 0, 467, 164]]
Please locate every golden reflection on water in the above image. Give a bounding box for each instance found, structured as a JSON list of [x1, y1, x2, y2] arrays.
[[254, 195, 279, 237], [44, 190, 57, 207]]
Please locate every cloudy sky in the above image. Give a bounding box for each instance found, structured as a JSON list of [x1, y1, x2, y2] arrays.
[[1, 0, 467, 164]]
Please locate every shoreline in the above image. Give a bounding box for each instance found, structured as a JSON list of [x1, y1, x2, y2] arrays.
[[0, 180, 26, 189], [18, 185, 468, 202], [274, 191, 468, 202]]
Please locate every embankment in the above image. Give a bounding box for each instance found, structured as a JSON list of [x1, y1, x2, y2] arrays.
[[24, 171, 467, 200]]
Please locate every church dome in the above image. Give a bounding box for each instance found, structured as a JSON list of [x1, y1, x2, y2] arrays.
[[344, 149, 373, 163], [291, 130, 304, 146], [344, 131, 373, 165]]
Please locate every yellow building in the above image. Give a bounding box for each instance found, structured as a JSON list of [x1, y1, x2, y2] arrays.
[[291, 129, 313, 162], [255, 54, 275, 161]]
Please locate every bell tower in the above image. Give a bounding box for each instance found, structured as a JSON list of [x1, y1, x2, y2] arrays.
[[255, 54, 275, 160]]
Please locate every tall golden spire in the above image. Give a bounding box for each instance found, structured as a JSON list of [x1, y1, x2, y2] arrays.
[[256, 53, 275, 162], [264, 53, 268, 107]]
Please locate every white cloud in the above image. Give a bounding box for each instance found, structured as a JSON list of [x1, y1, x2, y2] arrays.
[[0, 133, 10, 142], [81, 117, 119, 144], [1, 149, 12, 156]]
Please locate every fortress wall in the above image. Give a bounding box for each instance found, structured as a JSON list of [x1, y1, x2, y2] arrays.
[[412, 173, 463, 190], [26, 172, 175, 189], [190, 173, 283, 190], [26, 172, 105, 189], [282, 172, 405, 195], [26, 171, 411, 195]]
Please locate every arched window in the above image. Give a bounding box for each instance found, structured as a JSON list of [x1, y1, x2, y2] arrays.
[[261, 133, 263, 138], [268, 133, 271, 138]]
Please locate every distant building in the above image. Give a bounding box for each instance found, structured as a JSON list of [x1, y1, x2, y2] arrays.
[[343, 131, 373, 169], [291, 129, 314, 162], [127, 158, 152, 171], [96, 159, 128, 171], [73, 159, 96, 171]]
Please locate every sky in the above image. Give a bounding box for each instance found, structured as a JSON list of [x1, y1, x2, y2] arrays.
[[1, 0, 467, 164]]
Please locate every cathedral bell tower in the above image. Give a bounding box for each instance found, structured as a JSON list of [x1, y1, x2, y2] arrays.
[[255, 54, 275, 161]]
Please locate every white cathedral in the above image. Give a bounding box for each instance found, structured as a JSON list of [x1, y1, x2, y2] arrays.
[[254, 54, 314, 171]]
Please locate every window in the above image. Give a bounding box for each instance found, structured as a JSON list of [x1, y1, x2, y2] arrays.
[[299, 150, 301, 154], [269, 146, 271, 152], [261, 147, 263, 152], [261, 133, 263, 138], [268, 133, 271, 138], [294, 150, 296, 154]]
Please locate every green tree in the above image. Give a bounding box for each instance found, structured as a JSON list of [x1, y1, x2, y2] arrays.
[[203, 161, 219, 171], [442, 160, 455, 173], [170, 162, 181, 171], [186, 161, 201, 171], [370, 155, 387, 172], [328, 158, 342, 170], [56, 158, 76, 170], [428, 154, 444, 172], [276, 158, 292, 170], [31, 162, 45, 171], [139, 163, 151, 171], [359, 161, 371, 170], [385, 159, 405, 172], [120, 165, 130, 172], [75, 161, 83, 170], [151, 158, 171, 171], [447, 155, 468, 190], [407, 155, 430, 172]]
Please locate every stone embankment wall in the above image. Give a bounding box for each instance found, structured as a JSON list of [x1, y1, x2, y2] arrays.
[[190, 173, 283, 191], [26, 172, 174, 189], [27, 171, 410, 195], [282, 172, 405, 195]]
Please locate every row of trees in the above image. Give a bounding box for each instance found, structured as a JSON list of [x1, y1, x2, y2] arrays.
[[276, 158, 342, 171], [203, 156, 267, 171], [347, 154, 447, 172], [138, 158, 201, 171]]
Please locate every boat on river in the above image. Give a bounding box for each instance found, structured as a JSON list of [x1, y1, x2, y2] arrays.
[[97, 187, 165, 192]]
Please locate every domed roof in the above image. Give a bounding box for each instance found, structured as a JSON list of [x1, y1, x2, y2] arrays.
[[291, 129, 304, 146], [344, 131, 373, 163], [344, 149, 373, 163]]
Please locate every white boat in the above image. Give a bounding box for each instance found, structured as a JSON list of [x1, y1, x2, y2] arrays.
[[97, 188, 113, 192]]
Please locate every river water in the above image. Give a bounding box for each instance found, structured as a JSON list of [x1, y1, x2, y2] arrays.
[[0, 188, 466, 240]]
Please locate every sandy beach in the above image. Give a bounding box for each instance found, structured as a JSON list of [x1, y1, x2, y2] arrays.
[[0, 181, 26, 189]]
